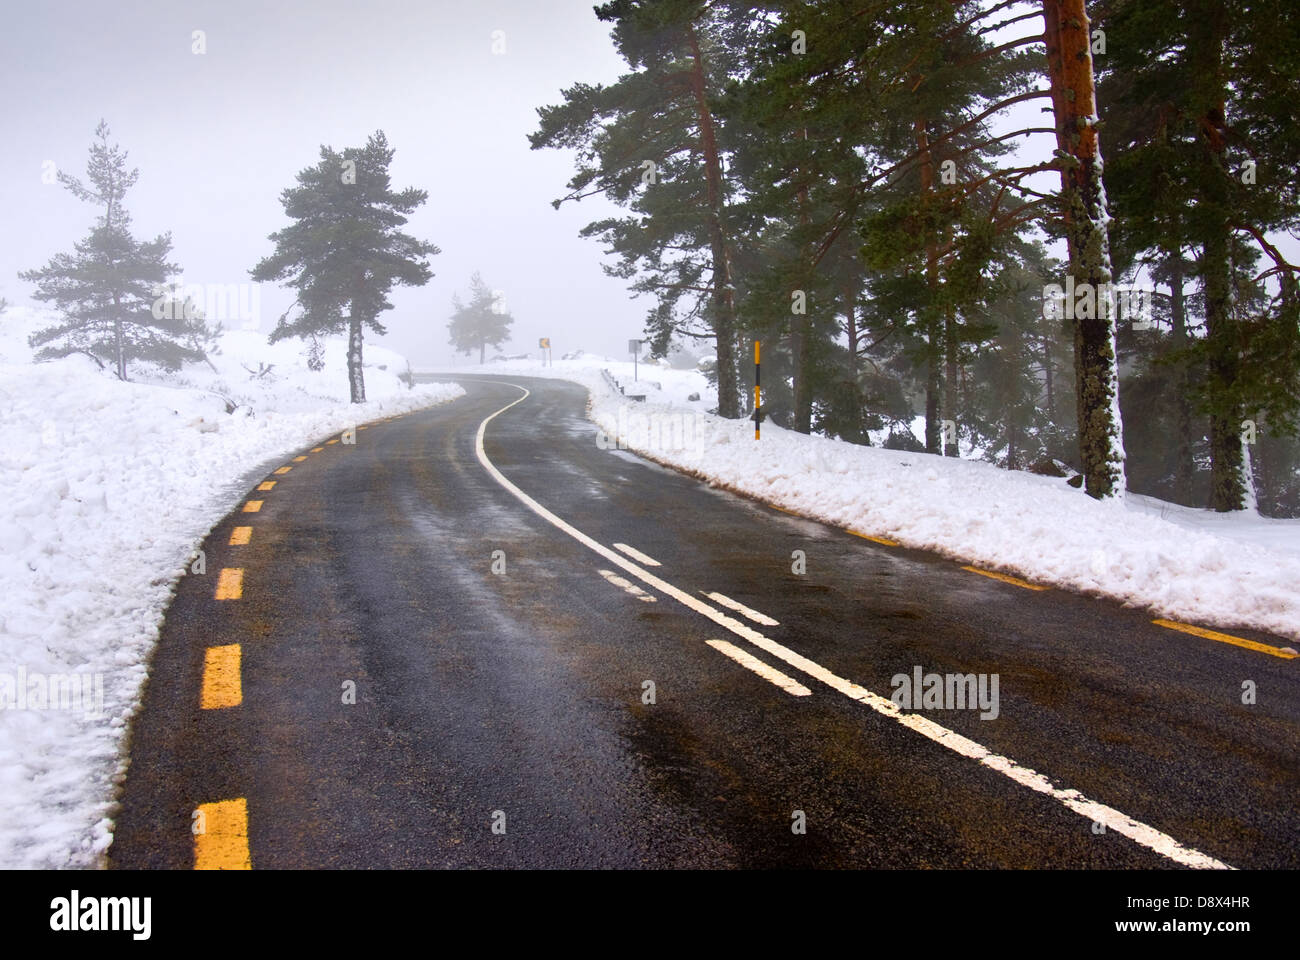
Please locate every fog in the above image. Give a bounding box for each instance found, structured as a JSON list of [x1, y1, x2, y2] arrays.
[[0, 0, 644, 368]]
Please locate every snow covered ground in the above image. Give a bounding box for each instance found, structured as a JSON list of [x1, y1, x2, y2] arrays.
[[0, 307, 462, 868], [439, 352, 1300, 644], [4, 326, 1295, 870]]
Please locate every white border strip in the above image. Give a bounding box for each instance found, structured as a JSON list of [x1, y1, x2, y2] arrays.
[[613, 543, 662, 567], [706, 639, 811, 696], [706, 591, 780, 626], [598, 568, 656, 602], [473, 382, 1232, 870]]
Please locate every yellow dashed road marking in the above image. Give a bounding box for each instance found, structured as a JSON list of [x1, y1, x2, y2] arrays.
[[273, 466, 292, 475], [242, 500, 263, 513], [311, 447, 324, 453], [293, 455, 307, 462], [229, 526, 253, 546], [769, 503, 901, 546], [327, 438, 339, 445], [850, 529, 901, 547], [1153, 619, 1298, 659], [201, 644, 242, 709], [962, 565, 1049, 591], [193, 798, 251, 870], [257, 481, 276, 491], [215, 568, 244, 600]]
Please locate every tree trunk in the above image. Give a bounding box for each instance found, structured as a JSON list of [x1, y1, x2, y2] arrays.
[[791, 125, 813, 434], [1239, 435, 1258, 512], [916, 114, 942, 455], [347, 317, 366, 404], [112, 290, 127, 381], [107, 196, 127, 381], [842, 279, 869, 445], [1204, 226, 1244, 511], [1042, 333, 1055, 423], [843, 279, 860, 379], [1043, 0, 1126, 498], [1193, 10, 1247, 511], [791, 309, 810, 432], [687, 22, 740, 419], [944, 305, 959, 457], [114, 317, 126, 381], [1168, 257, 1195, 503]]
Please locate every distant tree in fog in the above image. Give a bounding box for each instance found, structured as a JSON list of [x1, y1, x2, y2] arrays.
[[447, 271, 514, 364]]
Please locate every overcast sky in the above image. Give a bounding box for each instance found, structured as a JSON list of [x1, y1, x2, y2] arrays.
[[5, 2, 1294, 372], [0, 0, 644, 368]]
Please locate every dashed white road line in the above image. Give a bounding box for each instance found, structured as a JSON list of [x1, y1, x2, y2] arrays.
[[473, 382, 1232, 871], [707, 639, 811, 696], [706, 591, 780, 626], [598, 568, 656, 602], [613, 543, 661, 566]]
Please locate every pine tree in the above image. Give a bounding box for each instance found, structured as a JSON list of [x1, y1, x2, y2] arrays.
[[447, 272, 514, 364], [723, 1, 1044, 455], [250, 131, 438, 403], [1040, 0, 1127, 498], [20, 121, 207, 379], [965, 243, 1072, 469], [842, 2, 1035, 456], [720, 0, 876, 435], [1097, 0, 1300, 510], [530, 0, 746, 417]]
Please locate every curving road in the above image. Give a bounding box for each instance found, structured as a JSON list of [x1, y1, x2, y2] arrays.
[[108, 375, 1300, 869]]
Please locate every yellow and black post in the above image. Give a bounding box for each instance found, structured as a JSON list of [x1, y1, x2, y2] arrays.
[[754, 340, 761, 439]]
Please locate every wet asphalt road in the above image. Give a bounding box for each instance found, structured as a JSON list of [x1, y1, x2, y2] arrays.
[[109, 375, 1299, 869]]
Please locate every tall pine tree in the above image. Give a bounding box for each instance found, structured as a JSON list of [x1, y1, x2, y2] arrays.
[[251, 132, 438, 403], [530, 0, 746, 417], [1098, 0, 1300, 510]]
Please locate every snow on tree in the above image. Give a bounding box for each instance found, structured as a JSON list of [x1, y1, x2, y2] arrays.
[[1043, 0, 1127, 499]]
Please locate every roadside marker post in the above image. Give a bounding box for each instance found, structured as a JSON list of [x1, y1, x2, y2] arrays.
[[754, 340, 761, 439], [629, 339, 641, 381]]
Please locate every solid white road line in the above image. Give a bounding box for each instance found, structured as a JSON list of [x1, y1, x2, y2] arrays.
[[613, 543, 662, 566], [706, 639, 811, 696], [706, 591, 780, 626], [473, 382, 1232, 871], [598, 568, 657, 602]]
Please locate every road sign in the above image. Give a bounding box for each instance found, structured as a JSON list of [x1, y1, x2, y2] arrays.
[[539, 338, 550, 349], [629, 340, 642, 380]]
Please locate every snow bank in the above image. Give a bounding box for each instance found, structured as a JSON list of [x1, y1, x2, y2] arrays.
[[0, 308, 463, 868], [440, 354, 1300, 643]]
